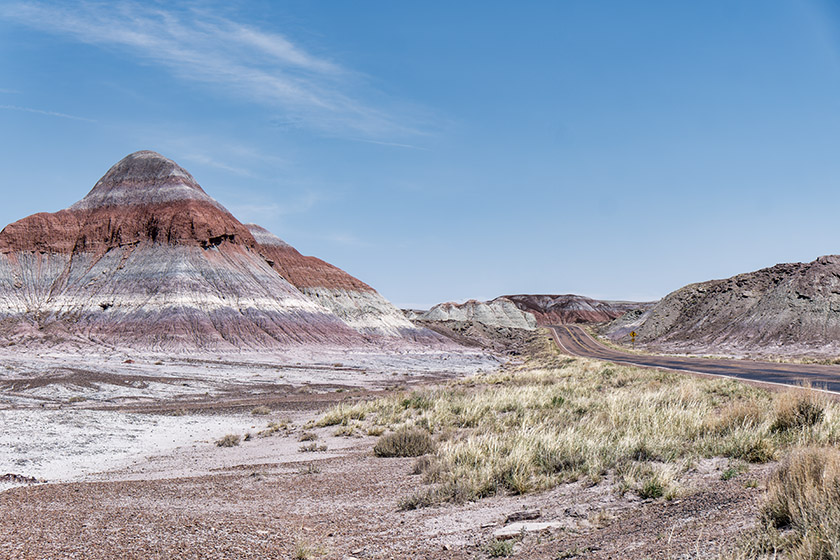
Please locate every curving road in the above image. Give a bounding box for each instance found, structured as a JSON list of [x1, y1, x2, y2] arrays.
[[551, 325, 840, 394]]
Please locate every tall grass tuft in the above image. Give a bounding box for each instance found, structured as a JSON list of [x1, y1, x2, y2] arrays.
[[770, 388, 825, 432], [374, 428, 434, 457], [752, 446, 840, 559]]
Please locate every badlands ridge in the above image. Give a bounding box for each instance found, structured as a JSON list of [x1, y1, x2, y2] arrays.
[[609, 254, 840, 357], [2, 150, 836, 360]]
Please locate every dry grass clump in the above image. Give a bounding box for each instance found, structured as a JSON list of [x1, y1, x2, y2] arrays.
[[333, 424, 356, 437], [317, 350, 840, 510], [258, 419, 291, 437], [315, 403, 366, 427], [770, 388, 826, 432], [373, 428, 434, 457], [251, 405, 271, 415], [299, 442, 328, 452], [706, 399, 764, 434], [293, 540, 325, 559], [734, 446, 840, 559], [215, 434, 240, 447]]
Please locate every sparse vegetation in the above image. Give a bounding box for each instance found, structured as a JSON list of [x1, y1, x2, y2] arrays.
[[736, 446, 840, 559], [373, 428, 433, 458], [297, 464, 321, 475], [258, 420, 290, 437], [298, 431, 318, 442], [251, 405, 271, 415], [215, 434, 240, 447], [366, 426, 385, 437], [485, 538, 515, 557], [293, 540, 323, 559], [315, 404, 365, 427], [770, 387, 825, 432], [333, 424, 356, 437], [299, 443, 328, 453], [721, 461, 748, 481], [68, 396, 87, 403], [316, 337, 840, 511]]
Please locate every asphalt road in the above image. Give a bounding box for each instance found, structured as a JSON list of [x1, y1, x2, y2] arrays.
[[551, 324, 840, 394]]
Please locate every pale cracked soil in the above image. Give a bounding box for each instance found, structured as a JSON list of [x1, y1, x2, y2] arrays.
[[0, 392, 767, 560]]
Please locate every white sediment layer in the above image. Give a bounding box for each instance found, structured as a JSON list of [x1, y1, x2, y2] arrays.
[[246, 223, 291, 248], [0, 408, 258, 486], [0, 242, 363, 350], [0, 245, 329, 315], [300, 287, 418, 336], [421, 298, 537, 330]]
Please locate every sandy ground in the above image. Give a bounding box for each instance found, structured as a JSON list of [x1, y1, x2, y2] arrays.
[[0, 345, 496, 491], [0, 343, 765, 559], [0, 409, 767, 559]]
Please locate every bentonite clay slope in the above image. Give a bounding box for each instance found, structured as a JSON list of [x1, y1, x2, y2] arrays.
[[0, 151, 365, 351], [503, 294, 654, 325], [628, 255, 840, 356], [0, 151, 257, 254], [246, 224, 429, 338], [419, 298, 537, 330]]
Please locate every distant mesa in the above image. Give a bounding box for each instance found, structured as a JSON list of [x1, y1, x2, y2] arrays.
[[413, 294, 654, 332], [0, 150, 437, 351], [502, 294, 655, 326], [602, 255, 840, 357], [418, 298, 538, 330]]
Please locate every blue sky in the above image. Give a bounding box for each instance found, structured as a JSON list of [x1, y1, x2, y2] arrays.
[[1, 1, 840, 308]]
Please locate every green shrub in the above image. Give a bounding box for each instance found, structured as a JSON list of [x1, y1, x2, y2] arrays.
[[485, 539, 514, 557]]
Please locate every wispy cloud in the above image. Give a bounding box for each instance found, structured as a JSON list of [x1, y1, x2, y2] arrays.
[[322, 232, 370, 247], [0, 88, 20, 94], [0, 104, 95, 122], [178, 152, 256, 178], [229, 191, 330, 220], [348, 138, 432, 151], [146, 134, 293, 180], [0, 1, 423, 139]]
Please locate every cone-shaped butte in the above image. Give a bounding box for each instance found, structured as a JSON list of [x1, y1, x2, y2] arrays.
[[0, 151, 257, 254], [0, 151, 365, 351]]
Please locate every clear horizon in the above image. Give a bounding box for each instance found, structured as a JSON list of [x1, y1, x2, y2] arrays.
[[2, 1, 839, 309]]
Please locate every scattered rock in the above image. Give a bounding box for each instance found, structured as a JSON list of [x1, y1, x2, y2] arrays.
[[0, 473, 40, 484], [505, 509, 541, 523], [492, 521, 564, 540], [564, 505, 589, 518]]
